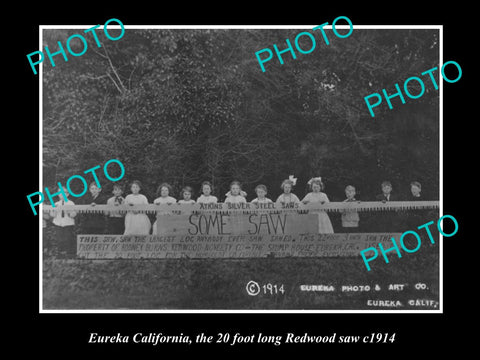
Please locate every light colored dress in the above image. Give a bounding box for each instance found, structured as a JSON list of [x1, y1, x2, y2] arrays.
[[197, 195, 218, 204], [275, 193, 301, 205], [124, 194, 151, 235], [152, 196, 177, 235], [251, 197, 273, 203], [341, 198, 360, 228], [302, 192, 334, 233], [153, 196, 177, 205], [51, 199, 76, 227], [225, 194, 247, 203], [106, 195, 125, 218], [178, 199, 196, 204]]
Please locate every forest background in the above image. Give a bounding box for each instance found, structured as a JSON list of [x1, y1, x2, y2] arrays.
[[42, 27, 439, 202]]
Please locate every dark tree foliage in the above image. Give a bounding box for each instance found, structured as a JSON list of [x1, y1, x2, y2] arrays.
[[43, 28, 439, 201]]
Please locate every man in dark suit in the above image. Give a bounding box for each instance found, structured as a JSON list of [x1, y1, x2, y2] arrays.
[[78, 182, 107, 234], [375, 181, 400, 232], [375, 181, 398, 202], [407, 181, 438, 233], [404, 181, 423, 230], [408, 181, 422, 201]]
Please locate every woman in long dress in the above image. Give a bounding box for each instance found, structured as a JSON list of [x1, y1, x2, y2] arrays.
[[196, 181, 218, 204], [224, 181, 247, 203], [251, 184, 273, 204], [152, 183, 176, 235], [301, 177, 334, 234], [275, 177, 301, 205], [124, 180, 151, 235]]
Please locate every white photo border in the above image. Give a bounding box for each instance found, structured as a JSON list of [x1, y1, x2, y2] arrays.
[[38, 24, 443, 314]]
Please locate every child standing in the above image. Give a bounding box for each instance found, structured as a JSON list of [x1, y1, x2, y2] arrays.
[[178, 186, 196, 204], [407, 181, 426, 228], [341, 185, 360, 233], [79, 182, 106, 234], [152, 183, 177, 235], [49, 185, 77, 258], [153, 183, 177, 205], [251, 184, 273, 203], [106, 183, 126, 234], [409, 181, 422, 201], [43, 211, 50, 229], [196, 181, 218, 204], [375, 181, 397, 201], [275, 176, 301, 205], [375, 181, 399, 231], [124, 180, 151, 235], [225, 181, 247, 203], [301, 177, 334, 233]]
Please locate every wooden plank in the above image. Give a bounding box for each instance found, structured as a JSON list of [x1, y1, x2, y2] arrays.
[[42, 200, 439, 214], [76, 233, 402, 259], [156, 213, 319, 236]]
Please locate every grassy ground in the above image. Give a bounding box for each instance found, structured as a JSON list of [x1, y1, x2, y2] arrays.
[[42, 244, 439, 310], [42, 211, 440, 310]]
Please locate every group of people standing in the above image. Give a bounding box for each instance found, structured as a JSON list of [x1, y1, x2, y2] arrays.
[[44, 176, 427, 258]]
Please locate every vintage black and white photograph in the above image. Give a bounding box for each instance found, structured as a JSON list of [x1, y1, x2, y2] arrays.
[[39, 25, 441, 311]]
